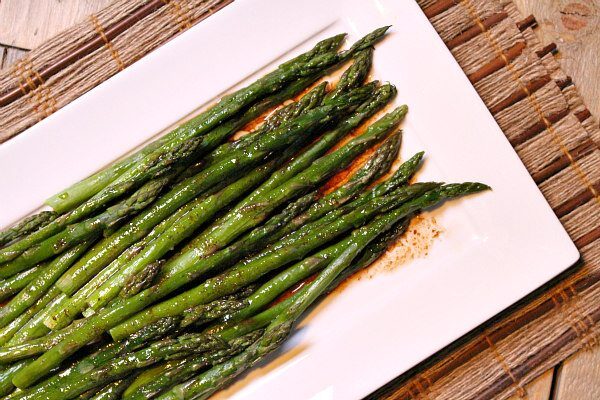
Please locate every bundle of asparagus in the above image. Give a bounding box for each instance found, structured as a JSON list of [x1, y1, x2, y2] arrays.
[[0, 27, 489, 399]]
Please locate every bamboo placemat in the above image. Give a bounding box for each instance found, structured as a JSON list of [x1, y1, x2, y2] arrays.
[[0, 1, 598, 399]]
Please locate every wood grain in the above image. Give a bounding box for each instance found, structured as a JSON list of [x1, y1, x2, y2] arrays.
[[0, 0, 110, 49], [506, 369, 554, 400], [554, 346, 600, 400], [0, 46, 27, 69], [512, 0, 600, 119]]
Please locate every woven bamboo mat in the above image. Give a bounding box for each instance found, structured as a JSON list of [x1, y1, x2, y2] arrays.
[[0, 1, 598, 399]]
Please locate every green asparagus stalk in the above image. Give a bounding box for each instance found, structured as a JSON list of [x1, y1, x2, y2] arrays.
[[159, 100, 402, 281], [2, 29, 386, 265], [51, 84, 371, 303], [0, 360, 29, 397], [0, 241, 93, 329], [157, 237, 369, 399], [81, 83, 330, 314], [207, 47, 373, 165], [206, 217, 412, 340], [0, 171, 179, 277], [0, 285, 63, 346], [88, 377, 137, 400], [0, 139, 200, 267], [51, 81, 327, 300], [0, 212, 56, 248], [206, 81, 329, 164], [0, 264, 45, 302], [180, 286, 257, 328], [268, 150, 424, 251], [9, 292, 67, 344], [110, 182, 435, 340], [121, 340, 256, 400]]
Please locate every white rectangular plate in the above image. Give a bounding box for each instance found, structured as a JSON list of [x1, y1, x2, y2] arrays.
[[0, 0, 579, 399]]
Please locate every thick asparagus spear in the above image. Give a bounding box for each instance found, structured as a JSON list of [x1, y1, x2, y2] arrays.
[[0, 140, 199, 267], [0, 264, 44, 302], [0, 212, 56, 248], [88, 377, 136, 400], [2, 29, 387, 264], [81, 83, 330, 314], [0, 241, 94, 329], [157, 238, 370, 399], [43, 43, 337, 216], [207, 48, 374, 164], [0, 172, 179, 277], [159, 101, 403, 281], [110, 182, 435, 340]]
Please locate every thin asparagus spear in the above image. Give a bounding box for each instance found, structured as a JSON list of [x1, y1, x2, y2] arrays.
[[0, 241, 94, 329], [0, 140, 200, 267], [0, 285, 62, 346], [207, 217, 412, 340], [1, 29, 384, 264], [10, 292, 68, 344], [110, 182, 436, 340], [82, 83, 330, 314], [0, 172, 179, 277], [0, 212, 56, 248], [52, 84, 371, 302], [180, 285, 257, 328], [0, 264, 45, 302], [159, 100, 402, 281], [158, 238, 369, 399], [207, 47, 373, 164], [0, 360, 29, 397]]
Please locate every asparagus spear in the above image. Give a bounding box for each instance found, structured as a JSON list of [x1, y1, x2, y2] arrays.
[[81, 83, 330, 314], [0, 140, 200, 267], [159, 101, 403, 281], [157, 238, 370, 399], [206, 217, 412, 340], [52, 84, 371, 302], [207, 48, 373, 164], [0, 212, 56, 248], [0, 241, 94, 329], [43, 50, 336, 216], [0, 264, 44, 302], [8, 291, 67, 344], [88, 377, 136, 400], [1, 29, 387, 265], [0, 360, 28, 397], [0, 171, 179, 277], [110, 182, 435, 340]]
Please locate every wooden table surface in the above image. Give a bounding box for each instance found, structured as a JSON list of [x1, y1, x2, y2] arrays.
[[0, 1, 598, 399]]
